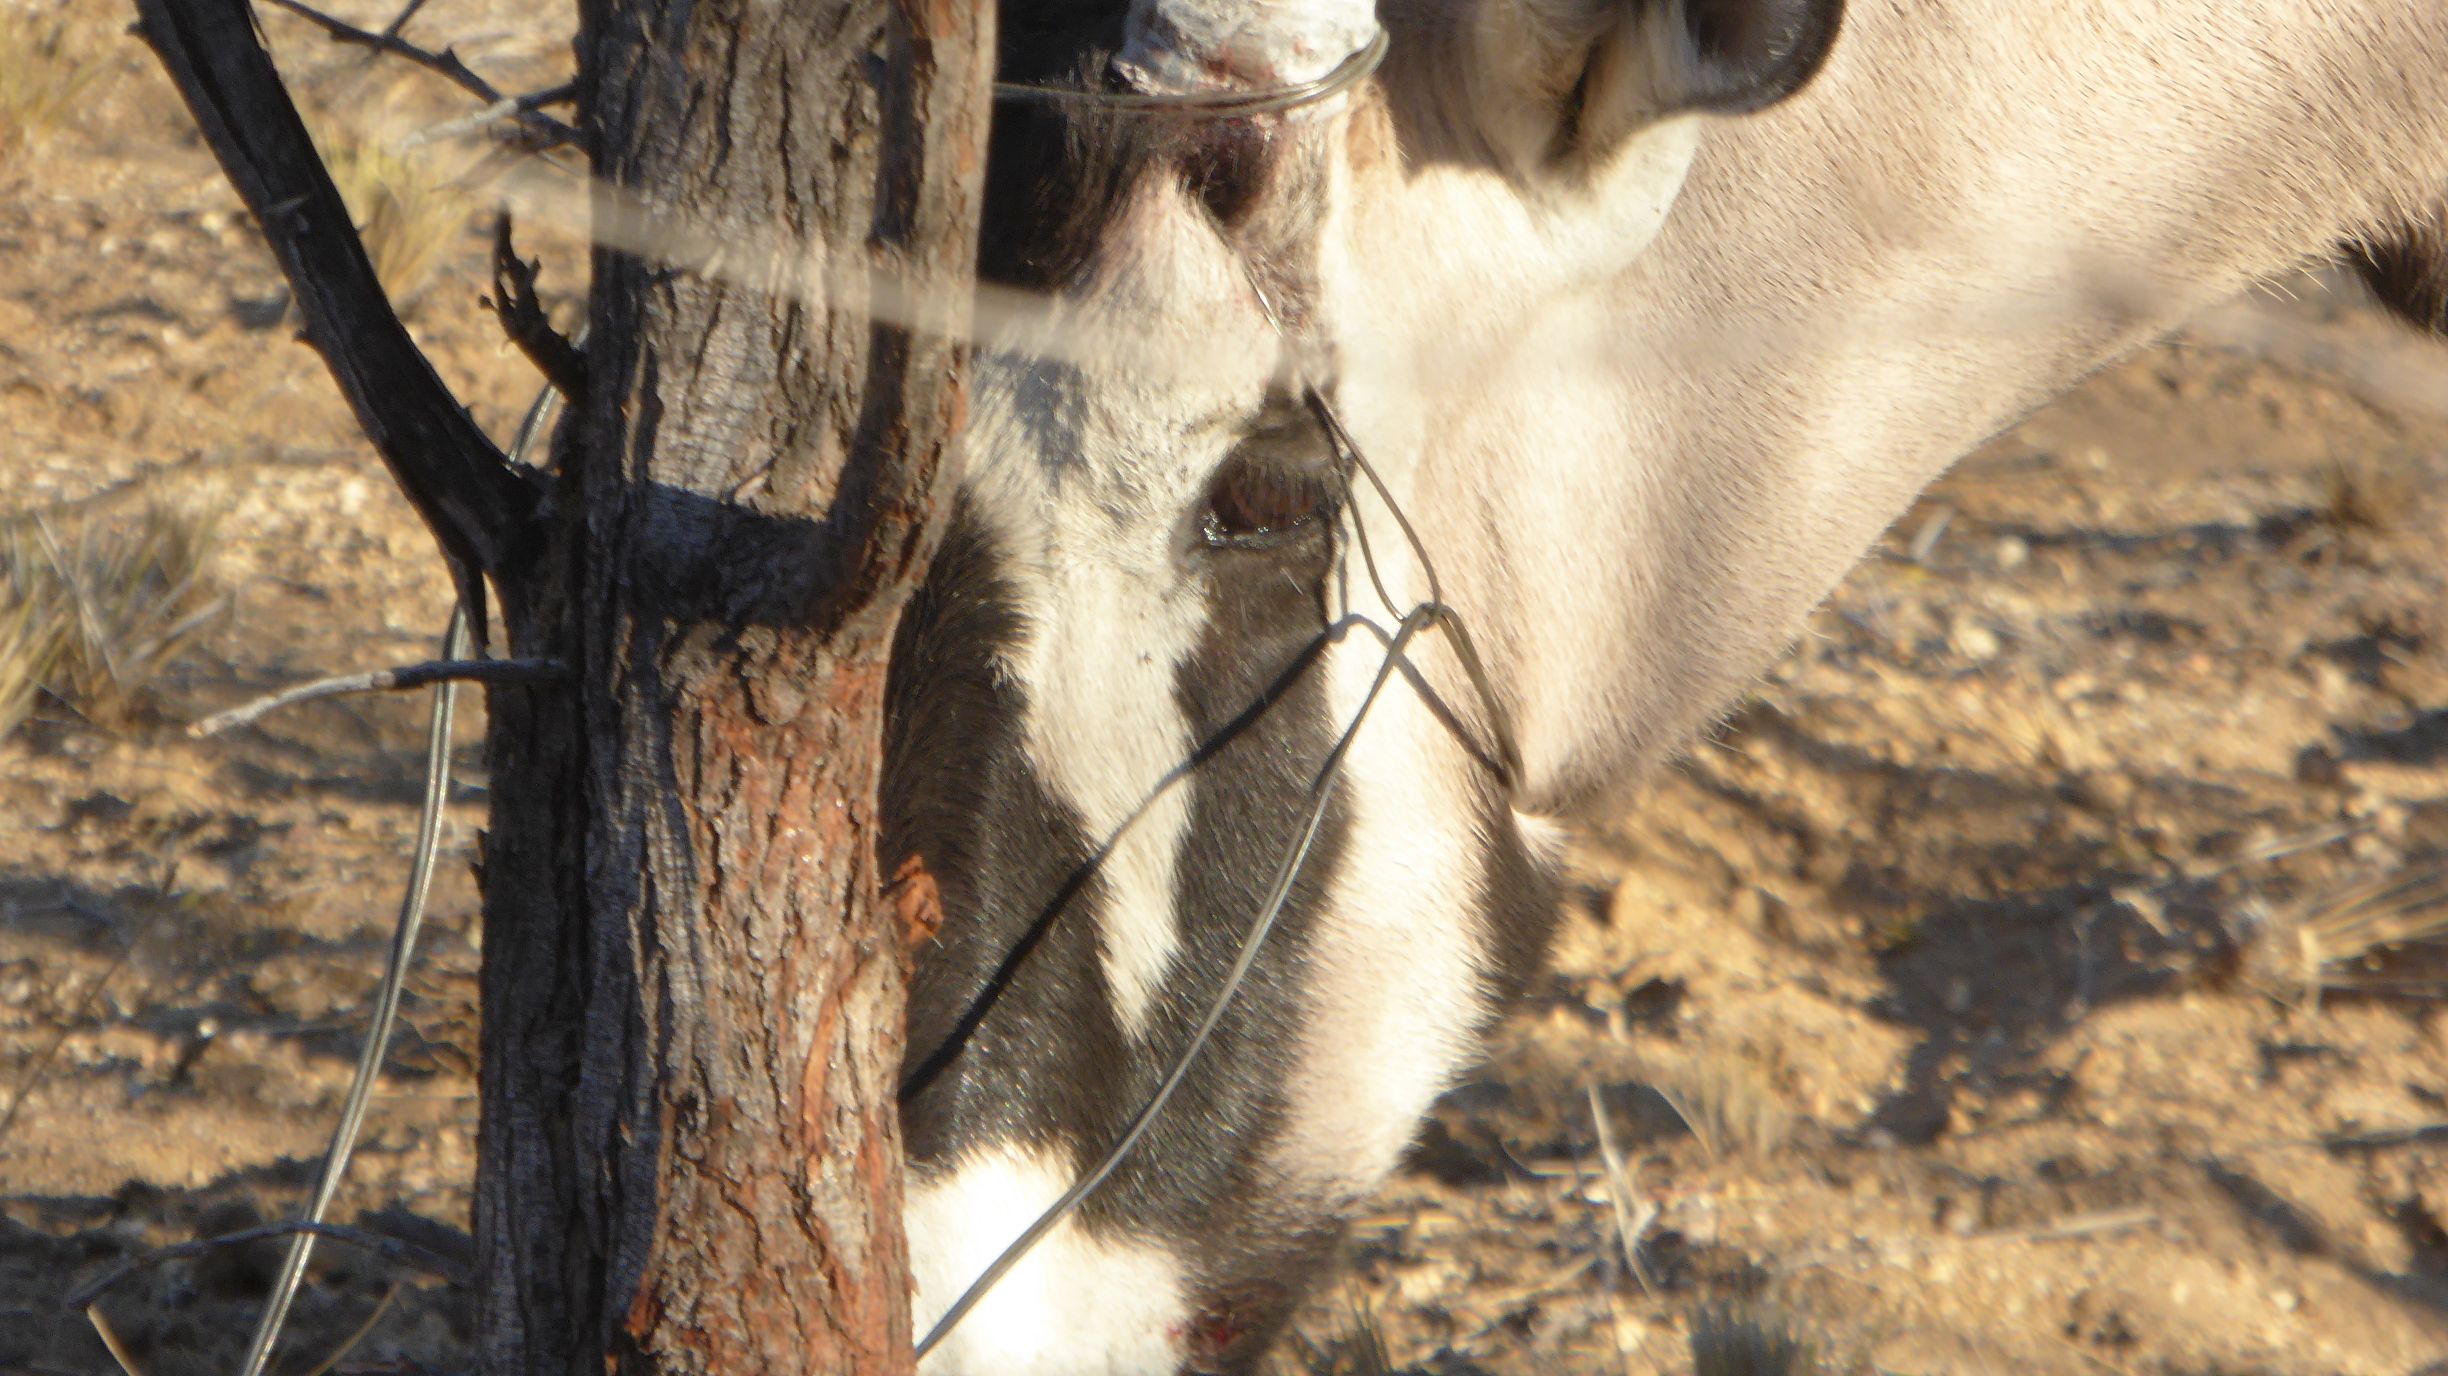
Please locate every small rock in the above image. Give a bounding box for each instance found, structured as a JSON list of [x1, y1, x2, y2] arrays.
[[1952, 617, 2002, 663], [2295, 744, 2343, 787]]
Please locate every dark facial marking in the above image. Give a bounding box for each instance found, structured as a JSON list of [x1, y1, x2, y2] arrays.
[[883, 483, 1352, 1359]]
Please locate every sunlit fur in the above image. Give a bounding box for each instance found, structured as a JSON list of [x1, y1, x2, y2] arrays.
[[909, 1147, 1193, 1373], [898, 2, 2448, 1373]]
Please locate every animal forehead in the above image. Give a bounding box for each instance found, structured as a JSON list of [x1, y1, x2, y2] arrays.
[[1075, 173, 1277, 335], [967, 175, 1300, 514]]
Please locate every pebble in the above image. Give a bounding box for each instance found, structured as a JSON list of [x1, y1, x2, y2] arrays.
[[1952, 617, 2002, 663]]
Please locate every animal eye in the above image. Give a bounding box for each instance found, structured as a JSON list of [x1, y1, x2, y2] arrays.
[[1201, 464, 1331, 550]]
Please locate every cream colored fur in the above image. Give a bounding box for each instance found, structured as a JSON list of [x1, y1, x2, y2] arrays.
[[1351, 0, 2448, 816]]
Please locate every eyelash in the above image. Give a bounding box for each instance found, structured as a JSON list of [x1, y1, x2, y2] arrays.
[[1201, 465, 1334, 551]]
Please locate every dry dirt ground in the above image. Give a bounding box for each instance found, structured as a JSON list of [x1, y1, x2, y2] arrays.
[[3, 4, 2446, 1374]]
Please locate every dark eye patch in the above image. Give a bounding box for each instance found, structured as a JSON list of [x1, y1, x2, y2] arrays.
[[1199, 400, 1340, 552]]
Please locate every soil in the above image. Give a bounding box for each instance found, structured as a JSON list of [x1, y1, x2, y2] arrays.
[[2, 3, 2444, 1374]]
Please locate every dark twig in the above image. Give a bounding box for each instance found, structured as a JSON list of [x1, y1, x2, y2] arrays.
[[375, 0, 428, 42], [67, 1222, 472, 1309], [189, 654, 563, 737], [487, 218, 586, 400], [133, 0, 543, 634], [293, 1281, 400, 1376], [257, 0, 578, 146], [0, 942, 133, 1149]]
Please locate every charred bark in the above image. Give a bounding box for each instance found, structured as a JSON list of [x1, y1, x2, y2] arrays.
[[134, 0, 988, 1366]]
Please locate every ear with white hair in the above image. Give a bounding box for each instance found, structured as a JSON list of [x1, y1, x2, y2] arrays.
[[1463, 0, 1844, 176]]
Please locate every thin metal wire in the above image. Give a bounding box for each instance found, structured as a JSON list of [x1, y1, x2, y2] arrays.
[[914, 605, 1435, 1362], [992, 28, 1389, 117], [235, 378, 562, 1376], [1243, 267, 1520, 789], [916, 234, 1537, 1360], [234, 604, 468, 1376], [1304, 386, 1523, 790]]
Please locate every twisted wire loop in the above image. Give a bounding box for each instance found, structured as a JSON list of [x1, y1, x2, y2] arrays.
[[918, 282, 1528, 1359], [991, 27, 1390, 117]]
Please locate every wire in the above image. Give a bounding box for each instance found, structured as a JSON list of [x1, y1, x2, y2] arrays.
[[992, 28, 1389, 118], [913, 605, 1435, 1362], [234, 604, 468, 1376], [1305, 385, 1522, 790], [235, 374, 563, 1376]]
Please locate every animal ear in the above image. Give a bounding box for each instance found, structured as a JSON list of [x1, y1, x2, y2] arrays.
[[1472, 0, 1842, 172]]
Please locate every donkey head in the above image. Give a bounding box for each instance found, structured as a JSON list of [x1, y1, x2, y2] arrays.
[[885, 1, 1841, 1370]]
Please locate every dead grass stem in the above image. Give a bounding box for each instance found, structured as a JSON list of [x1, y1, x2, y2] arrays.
[[1279, 1300, 1399, 1376], [315, 119, 474, 310], [2247, 860, 2448, 1006], [0, 502, 228, 733], [1647, 1047, 1793, 1161], [1690, 1304, 1823, 1376]]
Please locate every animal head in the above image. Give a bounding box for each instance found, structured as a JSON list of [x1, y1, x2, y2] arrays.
[[883, 0, 1841, 1370]]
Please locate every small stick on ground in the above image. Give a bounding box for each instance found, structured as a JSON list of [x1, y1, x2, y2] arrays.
[[1778, 1206, 2158, 1274], [190, 655, 563, 737], [0, 942, 134, 1148]]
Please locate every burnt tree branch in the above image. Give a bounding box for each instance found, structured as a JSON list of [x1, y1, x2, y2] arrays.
[[132, 0, 542, 622], [489, 218, 588, 402], [259, 0, 580, 146]]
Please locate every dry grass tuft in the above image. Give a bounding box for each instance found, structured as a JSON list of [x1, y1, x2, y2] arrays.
[[1690, 1304, 1823, 1376], [0, 6, 108, 166], [0, 503, 228, 733], [2243, 861, 2448, 1006], [1647, 1048, 1794, 1160], [0, 570, 66, 738], [319, 128, 472, 311], [2317, 454, 2417, 536]]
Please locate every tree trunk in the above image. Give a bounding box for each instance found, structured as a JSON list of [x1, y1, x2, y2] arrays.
[[471, 0, 987, 1369], [132, 0, 987, 1361]]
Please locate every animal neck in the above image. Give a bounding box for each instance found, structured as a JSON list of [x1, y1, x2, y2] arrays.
[[1348, 0, 2448, 815]]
